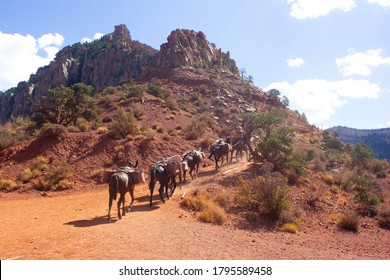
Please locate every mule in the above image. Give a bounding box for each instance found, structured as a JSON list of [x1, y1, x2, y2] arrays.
[[226, 137, 247, 162], [149, 162, 178, 206], [208, 140, 232, 170], [182, 149, 205, 180], [107, 160, 144, 222]]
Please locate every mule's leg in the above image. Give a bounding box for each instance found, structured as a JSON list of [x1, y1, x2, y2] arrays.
[[108, 196, 113, 222], [117, 196, 122, 220], [128, 185, 135, 209], [158, 183, 166, 203], [170, 178, 177, 197], [121, 192, 126, 217], [149, 186, 154, 207]]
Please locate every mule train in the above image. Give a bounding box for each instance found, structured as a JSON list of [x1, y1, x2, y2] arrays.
[[103, 135, 247, 220]]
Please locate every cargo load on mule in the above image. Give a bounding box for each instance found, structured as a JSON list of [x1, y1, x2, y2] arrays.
[[102, 167, 144, 184]]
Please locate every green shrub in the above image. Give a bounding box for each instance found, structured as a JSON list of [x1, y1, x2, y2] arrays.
[[110, 108, 139, 139], [235, 174, 290, 220], [348, 174, 379, 216], [40, 124, 68, 140], [147, 83, 164, 99]]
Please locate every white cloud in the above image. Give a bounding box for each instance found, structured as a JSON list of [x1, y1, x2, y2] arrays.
[[81, 33, 105, 44], [0, 31, 64, 91], [287, 57, 305, 68], [265, 79, 380, 125], [336, 49, 390, 77], [286, 0, 356, 19], [367, 0, 390, 7]]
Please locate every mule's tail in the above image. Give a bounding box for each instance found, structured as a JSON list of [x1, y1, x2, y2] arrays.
[[109, 175, 118, 201]]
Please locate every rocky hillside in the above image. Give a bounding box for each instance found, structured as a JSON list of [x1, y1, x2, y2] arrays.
[[0, 24, 237, 123], [327, 126, 390, 162]]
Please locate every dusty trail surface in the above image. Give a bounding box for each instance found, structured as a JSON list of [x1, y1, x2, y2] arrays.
[[1, 161, 389, 260]]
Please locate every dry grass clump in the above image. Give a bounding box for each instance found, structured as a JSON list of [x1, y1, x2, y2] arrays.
[[0, 179, 19, 192], [283, 223, 298, 234], [378, 207, 390, 230], [181, 191, 227, 225], [338, 211, 360, 232], [32, 162, 72, 191]]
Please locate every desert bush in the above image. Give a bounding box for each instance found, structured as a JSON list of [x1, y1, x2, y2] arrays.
[[0, 125, 17, 150], [44, 162, 71, 190], [283, 223, 298, 234], [54, 179, 72, 191], [165, 98, 178, 111], [368, 159, 388, 178], [378, 207, 390, 229], [181, 191, 227, 225], [338, 211, 360, 232], [96, 126, 109, 134], [0, 179, 19, 192], [147, 82, 164, 99], [102, 86, 118, 95], [284, 152, 306, 185], [20, 167, 41, 183], [32, 156, 50, 171], [350, 142, 374, 168], [110, 108, 139, 139], [347, 174, 379, 216], [183, 113, 215, 140], [40, 124, 68, 140], [76, 118, 90, 132], [235, 174, 290, 220], [131, 105, 144, 121], [198, 203, 226, 225]]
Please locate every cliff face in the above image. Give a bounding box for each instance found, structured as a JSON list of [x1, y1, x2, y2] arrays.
[[1, 24, 236, 122], [158, 29, 225, 69]]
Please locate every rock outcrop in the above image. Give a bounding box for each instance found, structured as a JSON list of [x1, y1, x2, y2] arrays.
[[0, 24, 237, 123]]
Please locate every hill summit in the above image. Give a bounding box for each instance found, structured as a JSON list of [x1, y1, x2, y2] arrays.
[[0, 24, 237, 123]]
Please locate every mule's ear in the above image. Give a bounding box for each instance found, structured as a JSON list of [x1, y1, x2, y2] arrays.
[[134, 160, 139, 168]]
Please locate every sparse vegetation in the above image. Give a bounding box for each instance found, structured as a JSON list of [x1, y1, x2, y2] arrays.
[[110, 108, 139, 139], [181, 191, 227, 225], [338, 211, 360, 232], [235, 174, 290, 220]]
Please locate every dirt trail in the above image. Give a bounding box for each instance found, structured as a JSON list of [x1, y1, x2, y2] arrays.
[[1, 161, 390, 260]]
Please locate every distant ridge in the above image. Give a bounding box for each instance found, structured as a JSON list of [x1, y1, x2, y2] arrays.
[[327, 126, 390, 162]]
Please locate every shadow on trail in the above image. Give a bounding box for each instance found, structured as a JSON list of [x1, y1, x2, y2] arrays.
[[64, 196, 161, 227], [64, 215, 112, 227]]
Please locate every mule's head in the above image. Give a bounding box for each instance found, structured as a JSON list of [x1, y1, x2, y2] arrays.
[[127, 160, 138, 169]]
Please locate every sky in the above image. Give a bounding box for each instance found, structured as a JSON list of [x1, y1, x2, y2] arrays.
[[1, 0, 389, 129]]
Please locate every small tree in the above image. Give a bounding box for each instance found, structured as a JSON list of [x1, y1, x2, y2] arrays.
[[37, 83, 98, 126], [351, 142, 374, 168], [241, 109, 295, 170]]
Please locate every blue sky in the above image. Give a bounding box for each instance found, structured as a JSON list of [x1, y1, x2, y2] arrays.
[[1, 0, 389, 129]]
